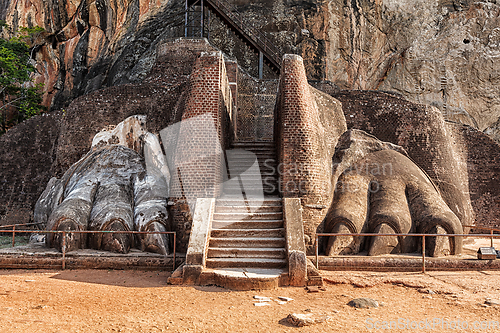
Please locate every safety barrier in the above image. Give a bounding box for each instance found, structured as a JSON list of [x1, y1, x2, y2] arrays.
[[315, 232, 500, 273], [0, 226, 177, 271]]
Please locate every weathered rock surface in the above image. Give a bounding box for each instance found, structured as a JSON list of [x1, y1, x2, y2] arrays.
[[324, 130, 464, 257], [286, 313, 330, 327], [4, 0, 500, 142], [0, 112, 62, 225], [0, 38, 215, 226], [348, 297, 380, 309]]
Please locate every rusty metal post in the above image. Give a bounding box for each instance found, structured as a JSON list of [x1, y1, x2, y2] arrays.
[[62, 231, 66, 270], [258, 51, 264, 79], [173, 233, 177, 271], [491, 230, 494, 248], [184, 0, 189, 37], [11, 225, 15, 247], [422, 235, 426, 274], [315, 234, 319, 269]]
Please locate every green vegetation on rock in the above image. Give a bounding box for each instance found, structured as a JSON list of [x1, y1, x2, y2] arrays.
[[0, 20, 45, 134]]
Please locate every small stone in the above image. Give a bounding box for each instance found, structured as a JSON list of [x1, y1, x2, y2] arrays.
[[286, 313, 330, 327], [277, 301, 287, 305], [347, 298, 379, 309], [254, 296, 271, 301], [254, 303, 270, 307], [24, 280, 35, 283], [485, 299, 500, 306], [278, 297, 293, 302], [417, 288, 435, 294], [306, 286, 320, 293]]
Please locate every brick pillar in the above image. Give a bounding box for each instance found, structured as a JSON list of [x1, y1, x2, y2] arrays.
[[275, 54, 338, 253], [276, 54, 331, 201], [168, 51, 231, 252]]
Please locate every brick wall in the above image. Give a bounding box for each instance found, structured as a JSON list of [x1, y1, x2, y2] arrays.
[[236, 70, 277, 141], [454, 123, 500, 229], [275, 55, 346, 252], [168, 51, 234, 251]]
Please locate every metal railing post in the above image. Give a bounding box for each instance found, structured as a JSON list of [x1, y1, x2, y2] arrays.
[[62, 231, 66, 270], [173, 233, 177, 271], [315, 234, 319, 269], [259, 51, 263, 79], [11, 225, 15, 247], [491, 230, 494, 248], [422, 235, 426, 273]]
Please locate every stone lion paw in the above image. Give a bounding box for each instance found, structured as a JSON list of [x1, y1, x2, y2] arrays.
[[323, 130, 463, 257], [35, 116, 171, 254]]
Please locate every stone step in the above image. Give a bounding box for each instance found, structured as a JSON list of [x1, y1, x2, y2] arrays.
[[229, 149, 277, 155], [223, 188, 278, 195], [216, 198, 282, 206], [211, 228, 285, 238], [215, 196, 282, 207], [226, 173, 278, 179], [232, 141, 275, 148], [223, 182, 277, 188], [226, 169, 277, 176], [215, 205, 282, 213], [198, 268, 286, 291], [227, 162, 277, 170], [227, 158, 277, 164], [212, 220, 283, 229], [213, 212, 283, 221], [206, 258, 287, 269], [226, 169, 277, 175], [227, 156, 277, 162], [209, 237, 285, 248], [229, 152, 277, 159], [207, 247, 286, 259], [222, 185, 277, 193]]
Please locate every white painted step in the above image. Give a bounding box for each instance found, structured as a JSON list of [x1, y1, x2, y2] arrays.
[[213, 212, 283, 220], [211, 228, 285, 238], [212, 220, 283, 229], [206, 257, 287, 269], [209, 237, 285, 248], [215, 205, 282, 213], [207, 247, 286, 259]]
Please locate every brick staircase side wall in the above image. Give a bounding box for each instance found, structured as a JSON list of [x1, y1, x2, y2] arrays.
[[169, 51, 234, 252], [275, 54, 346, 252]]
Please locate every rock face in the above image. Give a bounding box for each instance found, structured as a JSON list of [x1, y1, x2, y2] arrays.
[[0, 113, 62, 225], [1, 39, 499, 259], [4, 0, 500, 142]]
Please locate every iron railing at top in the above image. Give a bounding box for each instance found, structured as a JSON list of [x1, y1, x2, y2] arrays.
[[202, 0, 283, 70], [315, 232, 500, 273]]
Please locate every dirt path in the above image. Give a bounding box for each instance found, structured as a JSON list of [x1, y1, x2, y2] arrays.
[[0, 269, 499, 332]]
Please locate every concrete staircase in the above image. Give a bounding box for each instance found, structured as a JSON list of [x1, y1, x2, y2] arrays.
[[207, 197, 286, 269], [169, 141, 314, 289], [224, 141, 279, 196]]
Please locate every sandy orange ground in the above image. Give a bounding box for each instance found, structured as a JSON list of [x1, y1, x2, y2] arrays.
[[0, 269, 499, 332]]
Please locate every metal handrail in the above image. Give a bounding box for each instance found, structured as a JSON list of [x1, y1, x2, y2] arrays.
[[0, 229, 177, 271], [205, 0, 283, 69], [315, 232, 500, 273], [0, 222, 45, 229]]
